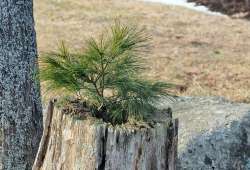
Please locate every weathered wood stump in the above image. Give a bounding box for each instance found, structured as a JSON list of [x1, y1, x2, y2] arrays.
[[34, 102, 178, 170]]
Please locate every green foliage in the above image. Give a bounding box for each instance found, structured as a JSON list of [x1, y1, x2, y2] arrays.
[[40, 22, 173, 124]]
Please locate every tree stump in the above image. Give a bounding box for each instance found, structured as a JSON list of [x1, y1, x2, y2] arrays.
[[34, 104, 178, 170]]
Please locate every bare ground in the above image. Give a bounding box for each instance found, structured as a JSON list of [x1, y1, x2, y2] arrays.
[[35, 0, 250, 103]]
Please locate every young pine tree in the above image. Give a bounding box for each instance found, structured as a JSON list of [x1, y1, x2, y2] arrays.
[[40, 22, 173, 125]]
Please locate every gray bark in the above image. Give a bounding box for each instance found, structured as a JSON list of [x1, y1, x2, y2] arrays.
[[33, 100, 55, 170], [0, 0, 43, 169], [38, 107, 178, 170]]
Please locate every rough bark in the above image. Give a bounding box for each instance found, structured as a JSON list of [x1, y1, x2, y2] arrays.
[[0, 0, 43, 169], [38, 107, 178, 170], [33, 100, 55, 170]]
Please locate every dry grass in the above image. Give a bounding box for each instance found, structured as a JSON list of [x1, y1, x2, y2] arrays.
[[35, 0, 250, 103]]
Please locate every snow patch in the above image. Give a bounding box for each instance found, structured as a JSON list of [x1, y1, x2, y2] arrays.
[[142, 0, 223, 15]]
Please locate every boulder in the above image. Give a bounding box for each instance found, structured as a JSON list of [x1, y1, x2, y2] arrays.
[[159, 97, 250, 169]]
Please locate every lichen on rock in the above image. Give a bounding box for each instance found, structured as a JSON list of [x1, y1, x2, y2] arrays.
[[160, 96, 250, 170]]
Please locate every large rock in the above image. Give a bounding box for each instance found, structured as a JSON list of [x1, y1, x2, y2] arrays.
[[160, 97, 250, 170]]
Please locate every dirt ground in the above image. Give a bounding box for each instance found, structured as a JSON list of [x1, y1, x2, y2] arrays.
[[35, 0, 250, 103]]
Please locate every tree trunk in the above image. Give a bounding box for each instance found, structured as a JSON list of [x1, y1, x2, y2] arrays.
[[37, 107, 178, 170], [0, 0, 43, 169]]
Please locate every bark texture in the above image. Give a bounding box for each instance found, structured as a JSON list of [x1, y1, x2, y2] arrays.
[[39, 107, 178, 170], [0, 0, 43, 169], [33, 100, 55, 170]]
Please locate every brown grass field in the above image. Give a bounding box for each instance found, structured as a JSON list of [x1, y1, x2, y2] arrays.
[[35, 0, 250, 103]]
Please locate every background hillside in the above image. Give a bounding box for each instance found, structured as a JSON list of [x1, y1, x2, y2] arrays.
[[35, 0, 250, 103], [189, 0, 250, 17]]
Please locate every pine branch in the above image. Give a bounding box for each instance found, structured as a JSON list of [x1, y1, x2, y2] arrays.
[[40, 21, 174, 125]]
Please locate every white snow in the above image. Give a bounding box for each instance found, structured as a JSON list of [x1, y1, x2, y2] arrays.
[[142, 0, 223, 15]]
